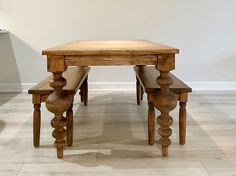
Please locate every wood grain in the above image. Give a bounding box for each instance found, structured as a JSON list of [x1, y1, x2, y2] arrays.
[[28, 67, 90, 95], [66, 104, 73, 147], [134, 66, 191, 148], [42, 40, 179, 158], [136, 76, 141, 105], [65, 55, 157, 66], [46, 71, 72, 158], [179, 102, 187, 145], [134, 66, 192, 94], [148, 101, 155, 145], [33, 104, 41, 147], [83, 76, 88, 106], [28, 67, 90, 153], [145, 54, 177, 157], [42, 40, 179, 56]]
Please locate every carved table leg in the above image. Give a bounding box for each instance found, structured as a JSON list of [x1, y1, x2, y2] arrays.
[[46, 72, 72, 158], [152, 54, 177, 157], [33, 103, 41, 147]]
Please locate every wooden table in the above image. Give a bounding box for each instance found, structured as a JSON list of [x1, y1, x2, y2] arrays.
[[42, 40, 179, 158]]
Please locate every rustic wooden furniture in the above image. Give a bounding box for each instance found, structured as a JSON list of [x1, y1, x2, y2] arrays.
[[134, 66, 192, 145], [42, 40, 179, 158], [28, 67, 90, 147]]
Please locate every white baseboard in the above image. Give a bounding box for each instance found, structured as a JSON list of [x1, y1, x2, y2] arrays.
[[185, 82, 236, 90], [1, 82, 236, 92], [0, 83, 34, 92]]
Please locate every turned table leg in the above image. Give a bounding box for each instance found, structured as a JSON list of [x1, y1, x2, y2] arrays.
[[152, 54, 177, 157], [46, 71, 72, 158]]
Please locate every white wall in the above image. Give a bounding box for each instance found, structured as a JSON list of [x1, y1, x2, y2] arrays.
[[0, 0, 236, 91]]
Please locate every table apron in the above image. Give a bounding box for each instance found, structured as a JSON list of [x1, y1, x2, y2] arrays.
[[65, 55, 158, 66]]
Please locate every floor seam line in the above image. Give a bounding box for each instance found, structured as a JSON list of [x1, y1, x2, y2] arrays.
[[201, 161, 211, 176], [15, 163, 24, 176]]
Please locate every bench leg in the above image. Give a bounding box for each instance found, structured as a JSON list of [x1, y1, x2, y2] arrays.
[[179, 102, 187, 145], [66, 104, 73, 147], [83, 76, 88, 106], [80, 85, 84, 102], [136, 76, 141, 105], [33, 103, 41, 147], [148, 101, 155, 145], [141, 86, 144, 101]]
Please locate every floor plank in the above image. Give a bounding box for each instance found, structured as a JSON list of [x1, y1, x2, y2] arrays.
[[0, 91, 236, 176]]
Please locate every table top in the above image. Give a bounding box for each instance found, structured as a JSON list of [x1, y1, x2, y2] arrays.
[[42, 40, 179, 56]]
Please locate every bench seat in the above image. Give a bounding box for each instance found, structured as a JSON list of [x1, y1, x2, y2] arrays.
[[134, 66, 192, 94], [28, 67, 90, 95], [134, 66, 192, 145]]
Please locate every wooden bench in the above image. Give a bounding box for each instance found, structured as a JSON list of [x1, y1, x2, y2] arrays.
[[134, 66, 192, 145], [28, 67, 90, 147]]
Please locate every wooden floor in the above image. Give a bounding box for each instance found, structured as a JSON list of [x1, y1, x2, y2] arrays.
[[0, 91, 236, 176]]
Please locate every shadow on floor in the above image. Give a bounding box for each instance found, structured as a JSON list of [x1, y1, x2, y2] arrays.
[[60, 92, 233, 169], [0, 119, 6, 134], [0, 93, 20, 134], [0, 93, 20, 107], [0, 32, 22, 90]]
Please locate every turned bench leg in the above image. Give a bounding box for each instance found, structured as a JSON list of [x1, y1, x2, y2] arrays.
[[141, 86, 144, 101], [80, 85, 84, 102], [33, 102, 74, 148], [66, 104, 73, 147], [33, 103, 41, 147], [179, 101, 187, 145], [83, 76, 88, 106], [136, 76, 141, 105], [79, 76, 88, 106], [147, 97, 188, 146], [148, 101, 155, 145]]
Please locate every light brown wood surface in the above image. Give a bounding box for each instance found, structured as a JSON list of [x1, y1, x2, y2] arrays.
[[33, 104, 41, 147], [28, 67, 90, 95], [134, 66, 192, 93], [65, 55, 157, 66], [43, 40, 179, 158], [28, 67, 90, 149], [152, 53, 177, 156], [134, 66, 191, 146], [42, 40, 179, 56], [179, 102, 187, 145]]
